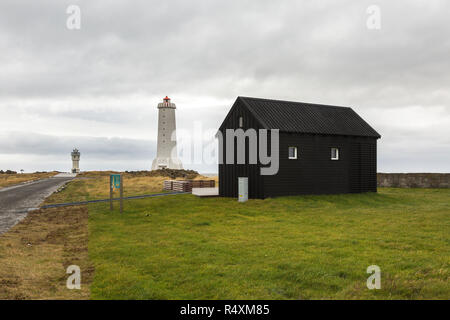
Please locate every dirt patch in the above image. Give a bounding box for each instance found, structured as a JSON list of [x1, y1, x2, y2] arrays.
[[0, 206, 92, 299]]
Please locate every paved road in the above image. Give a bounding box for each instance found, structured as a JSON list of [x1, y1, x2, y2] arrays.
[[0, 176, 74, 234]]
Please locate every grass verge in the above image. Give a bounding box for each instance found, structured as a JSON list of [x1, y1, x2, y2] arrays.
[[0, 206, 92, 299], [3, 171, 447, 300], [86, 188, 449, 299]]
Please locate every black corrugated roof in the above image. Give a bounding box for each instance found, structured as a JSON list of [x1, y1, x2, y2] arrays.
[[236, 96, 381, 138]]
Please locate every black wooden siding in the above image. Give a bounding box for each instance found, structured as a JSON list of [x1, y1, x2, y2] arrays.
[[219, 99, 264, 198], [219, 97, 379, 199], [263, 134, 377, 197]]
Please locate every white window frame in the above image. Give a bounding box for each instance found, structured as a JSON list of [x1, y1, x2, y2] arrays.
[[288, 147, 297, 159], [331, 147, 339, 160], [239, 116, 243, 128]]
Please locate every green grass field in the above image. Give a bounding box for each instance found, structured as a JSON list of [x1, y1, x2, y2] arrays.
[[85, 188, 449, 300]]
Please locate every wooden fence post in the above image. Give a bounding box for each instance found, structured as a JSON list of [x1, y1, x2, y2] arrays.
[[120, 174, 123, 214], [110, 175, 113, 211]]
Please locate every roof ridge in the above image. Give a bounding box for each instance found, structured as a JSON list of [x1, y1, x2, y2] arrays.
[[238, 97, 270, 129], [238, 96, 351, 110], [236, 96, 381, 138]]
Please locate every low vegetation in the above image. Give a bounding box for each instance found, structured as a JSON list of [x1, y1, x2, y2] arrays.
[[84, 188, 449, 299], [0, 170, 18, 174], [0, 206, 92, 299], [123, 169, 200, 179], [45, 171, 217, 205], [44, 175, 450, 300], [2, 171, 448, 300], [0, 172, 58, 188]]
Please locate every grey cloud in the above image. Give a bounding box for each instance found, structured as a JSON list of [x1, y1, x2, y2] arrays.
[[0, 131, 219, 173], [1, 0, 448, 106], [0, 1, 449, 172], [0, 131, 155, 159]]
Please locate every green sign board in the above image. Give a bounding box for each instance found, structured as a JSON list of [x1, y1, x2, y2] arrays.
[[111, 174, 121, 189], [110, 174, 123, 213]]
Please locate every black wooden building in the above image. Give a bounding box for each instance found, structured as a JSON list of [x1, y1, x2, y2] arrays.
[[218, 97, 381, 199]]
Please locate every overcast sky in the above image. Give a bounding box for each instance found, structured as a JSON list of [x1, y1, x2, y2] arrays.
[[0, 0, 449, 173]]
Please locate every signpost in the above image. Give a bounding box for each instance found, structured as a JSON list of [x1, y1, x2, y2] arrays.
[[110, 174, 123, 213], [110, 175, 113, 211]]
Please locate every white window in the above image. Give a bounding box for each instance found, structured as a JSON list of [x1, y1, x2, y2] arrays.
[[331, 148, 339, 160], [288, 147, 297, 159], [239, 116, 243, 128]]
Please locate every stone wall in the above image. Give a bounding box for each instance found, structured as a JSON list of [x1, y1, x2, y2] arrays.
[[377, 173, 450, 188]]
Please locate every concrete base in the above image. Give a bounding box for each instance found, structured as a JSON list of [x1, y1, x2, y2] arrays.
[[192, 187, 219, 197], [151, 157, 183, 170]]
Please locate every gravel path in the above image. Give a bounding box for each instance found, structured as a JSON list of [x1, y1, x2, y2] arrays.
[[0, 175, 74, 234]]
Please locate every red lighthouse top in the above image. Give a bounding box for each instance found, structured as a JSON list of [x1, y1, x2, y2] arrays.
[[158, 96, 175, 109]]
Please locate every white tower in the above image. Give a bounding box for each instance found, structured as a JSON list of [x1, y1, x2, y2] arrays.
[[151, 96, 183, 170], [71, 148, 80, 173]]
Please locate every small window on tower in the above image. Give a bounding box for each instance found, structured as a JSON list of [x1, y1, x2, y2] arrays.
[[239, 117, 243, 128]]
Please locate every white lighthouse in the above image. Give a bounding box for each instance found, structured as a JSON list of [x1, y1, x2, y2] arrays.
[[151, 96, 183, 170], [71, 148, 80, 173]]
